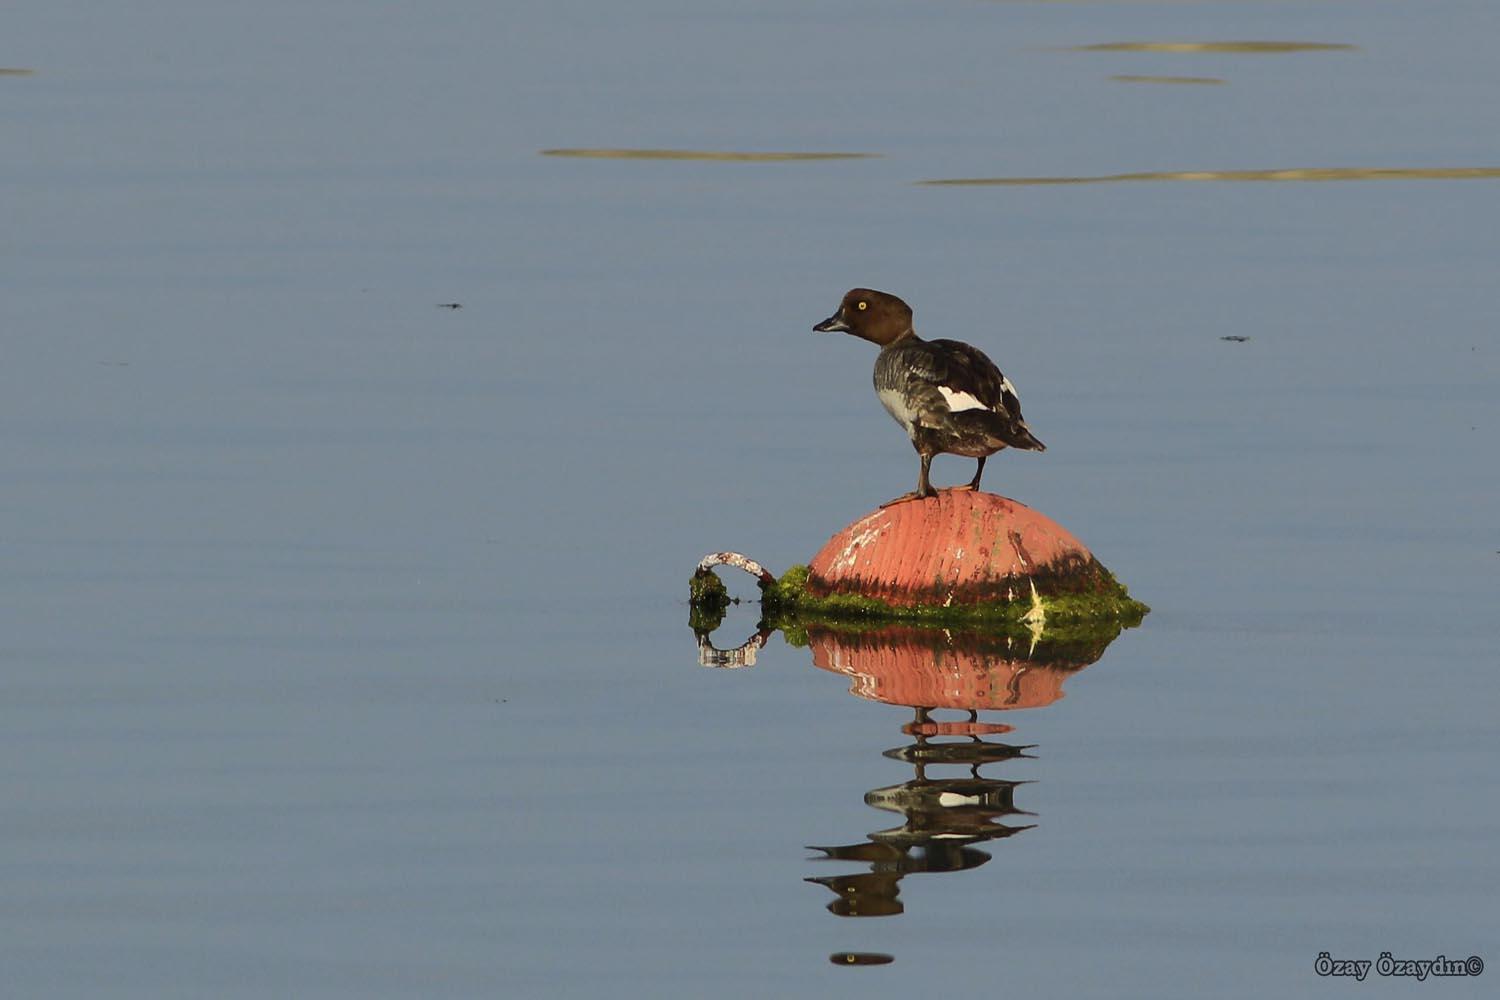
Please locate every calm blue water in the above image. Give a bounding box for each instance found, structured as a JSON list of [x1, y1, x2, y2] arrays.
[[3, 1, 1496, 996]]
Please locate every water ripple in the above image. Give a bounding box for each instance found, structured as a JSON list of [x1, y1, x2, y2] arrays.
[[921, 167, 1500, 186], [1111, 74, 1226, 85], [541, 148, 877, 162], [1059, 40, 1356, 53]]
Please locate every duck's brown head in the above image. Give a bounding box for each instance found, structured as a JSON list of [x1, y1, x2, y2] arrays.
[[813, 288, 914, 347]]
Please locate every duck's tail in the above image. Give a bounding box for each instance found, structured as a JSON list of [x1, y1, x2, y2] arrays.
[[1004, 423, 1046, 452], [957, 410, 1045, 452]]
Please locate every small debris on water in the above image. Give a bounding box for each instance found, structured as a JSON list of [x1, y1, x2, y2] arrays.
[[830, 952, 894, 966], [1220, 335, 1250, 342], [436, 302, 463, 310]]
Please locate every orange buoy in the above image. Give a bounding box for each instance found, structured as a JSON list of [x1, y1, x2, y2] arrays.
[[807, 491, 1111, 607]]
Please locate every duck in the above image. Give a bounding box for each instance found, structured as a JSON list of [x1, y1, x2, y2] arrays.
[[814, 288, 1045, 503]]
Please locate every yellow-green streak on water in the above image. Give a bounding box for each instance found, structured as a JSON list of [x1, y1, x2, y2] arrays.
[[0, 68, 36, 76], [1061, 41, 1357, 53], [540, 148, 877, 162], [1111, 75, 1226, 85], [921, 167, 1500, 186]]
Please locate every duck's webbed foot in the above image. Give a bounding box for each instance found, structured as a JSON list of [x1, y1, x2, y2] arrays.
[[940, 457, 986, 493], [879, 491, 925, 508]]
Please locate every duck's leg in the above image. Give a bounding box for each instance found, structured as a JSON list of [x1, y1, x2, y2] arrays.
[[947, 456, 986, 493], [880, 452, 937, 507]]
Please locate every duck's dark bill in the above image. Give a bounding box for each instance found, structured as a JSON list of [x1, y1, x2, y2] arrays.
[[813, 313, 849, 333]]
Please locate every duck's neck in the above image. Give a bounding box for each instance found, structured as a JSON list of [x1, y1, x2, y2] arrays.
[[878, 326, 919, 349]]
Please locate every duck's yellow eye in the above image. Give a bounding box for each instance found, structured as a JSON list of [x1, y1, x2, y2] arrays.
[[857, 301, 867, 310]]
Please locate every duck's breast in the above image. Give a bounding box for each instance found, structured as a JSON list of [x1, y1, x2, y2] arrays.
[[873, 349, 921, 434]]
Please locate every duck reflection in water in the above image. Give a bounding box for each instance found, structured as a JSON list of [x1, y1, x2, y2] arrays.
[[801, 624, 1119, 918], [693, 607, 1127, 920], [808, 706, 1037, 917], [810, 626, 1128, 917], [690, 586, 1132, 921]]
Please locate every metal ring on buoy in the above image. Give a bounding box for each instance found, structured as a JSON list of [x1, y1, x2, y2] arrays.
[[694, 551, 774, 586], [691, 553, 777, 668]]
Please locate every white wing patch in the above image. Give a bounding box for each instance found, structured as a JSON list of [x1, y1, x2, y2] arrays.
[[938, 385, 990, 412], [1000, 376, 1017, 397]]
